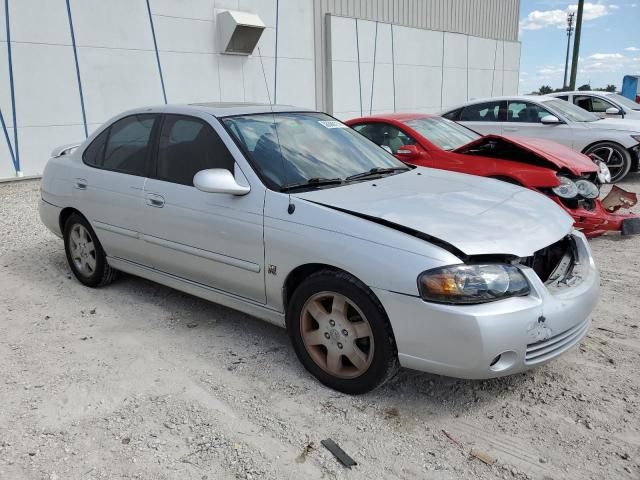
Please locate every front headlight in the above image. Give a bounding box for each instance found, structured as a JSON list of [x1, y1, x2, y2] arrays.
[[593, 159, 611, 184], [418, 264, 530, 304], [575, 179, 599, 199], [552, 176, 578, 199], [631, 134, 640, 143]]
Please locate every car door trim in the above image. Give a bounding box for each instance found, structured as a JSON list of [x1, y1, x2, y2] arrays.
[[93, 220, 139, 239], [141, 233, 261, 273], [106, 256, 283, 326]]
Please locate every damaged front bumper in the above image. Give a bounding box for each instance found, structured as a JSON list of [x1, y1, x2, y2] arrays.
[[375, 231, 599, 379], [552, 186, 640, 238]]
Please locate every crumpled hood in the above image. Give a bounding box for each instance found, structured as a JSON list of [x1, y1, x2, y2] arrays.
[[294, 168, 573, 258], [454, 134, 598, 174]]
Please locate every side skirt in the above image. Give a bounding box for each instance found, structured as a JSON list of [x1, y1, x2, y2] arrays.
[[107, 256, 286, 328]]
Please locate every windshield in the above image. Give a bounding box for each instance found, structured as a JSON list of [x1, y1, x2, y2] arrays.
[[607, 93, 640, 111], [542, 98, 600, 122], [403, 117, 480, 150], [223, 112, 407, 190]]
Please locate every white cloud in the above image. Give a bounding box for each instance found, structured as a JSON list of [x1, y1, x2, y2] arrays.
[[588, 53, 624, 60], [520, 3, 614, 31], [625, 46, 640, 51]]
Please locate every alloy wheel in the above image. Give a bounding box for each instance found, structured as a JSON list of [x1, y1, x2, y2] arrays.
[[69, 224, 97, 276], [300, 291, 374, 379]]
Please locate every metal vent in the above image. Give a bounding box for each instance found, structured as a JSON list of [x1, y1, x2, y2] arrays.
[[218, 10, 265, 55]]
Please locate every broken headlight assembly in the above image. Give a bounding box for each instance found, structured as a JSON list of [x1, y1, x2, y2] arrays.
[[552, 175, 599, 200], [418, 264, 530, 304], [551, 176, 579, 198], [593, 159, 612, 184], [575, 179, 599, 199]]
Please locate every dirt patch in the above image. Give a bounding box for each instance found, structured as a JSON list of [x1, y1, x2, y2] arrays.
[[1, 177, 639, 479]]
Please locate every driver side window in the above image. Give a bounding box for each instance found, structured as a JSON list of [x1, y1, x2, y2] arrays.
[[354, 123, 415, 154]]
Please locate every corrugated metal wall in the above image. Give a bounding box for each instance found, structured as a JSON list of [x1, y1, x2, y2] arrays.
[[314, 0, 520, 109], [316, 0, 519, 40]]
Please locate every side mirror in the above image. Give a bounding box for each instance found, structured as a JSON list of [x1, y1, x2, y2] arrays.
[[540, 115, 561, 125], [395, 144, 421, 158], [605, 107, 621, 115], [194, 169, 250, 196]]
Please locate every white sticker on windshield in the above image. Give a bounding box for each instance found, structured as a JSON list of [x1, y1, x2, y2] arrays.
[[318, 120, 348, 129]]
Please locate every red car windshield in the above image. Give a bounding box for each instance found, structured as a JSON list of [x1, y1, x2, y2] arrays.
[[404, 117, 480, 151]]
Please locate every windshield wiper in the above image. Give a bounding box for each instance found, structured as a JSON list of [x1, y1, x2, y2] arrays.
[[345, 166, 410, 182], [280, 177, 343, 192]]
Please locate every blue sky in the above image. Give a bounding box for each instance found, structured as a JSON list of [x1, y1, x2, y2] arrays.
[[518, 1, 640, 93]]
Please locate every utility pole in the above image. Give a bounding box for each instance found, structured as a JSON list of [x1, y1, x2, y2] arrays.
[[569, 0, 584, 90], [563, 12, 575, 90]]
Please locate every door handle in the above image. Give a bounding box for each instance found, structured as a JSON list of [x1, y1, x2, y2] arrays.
[[504, 127, 518, 132], [74, 178, 88, 190], [145, 193, 165, 208]]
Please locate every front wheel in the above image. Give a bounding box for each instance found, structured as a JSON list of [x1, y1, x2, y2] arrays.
[[287, 270, 399, 394], [583, 142, 632, 183]]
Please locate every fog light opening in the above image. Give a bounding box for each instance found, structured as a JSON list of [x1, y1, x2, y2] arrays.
[[489, 351, 518, 372]]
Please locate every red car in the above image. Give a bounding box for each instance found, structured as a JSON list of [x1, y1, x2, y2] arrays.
[[346, 113, 639, 237]]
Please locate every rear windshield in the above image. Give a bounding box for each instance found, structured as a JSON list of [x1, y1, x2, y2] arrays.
[[404, 117, 480, 150]]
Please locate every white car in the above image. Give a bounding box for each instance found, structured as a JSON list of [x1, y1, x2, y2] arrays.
[[39, 103, 599, 393], [442, 96, 640, 182], [547, 90, 640, 121]]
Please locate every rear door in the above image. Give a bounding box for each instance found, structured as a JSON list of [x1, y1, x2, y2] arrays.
[[503, 100, 574, 147], [457, 100, 505, 136], [75, 114, 158, 265], [140, 113, 266, 303]]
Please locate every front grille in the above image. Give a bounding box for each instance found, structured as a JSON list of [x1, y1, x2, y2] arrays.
[[525, 319, 590, 364], [521, 236, 576, 284]]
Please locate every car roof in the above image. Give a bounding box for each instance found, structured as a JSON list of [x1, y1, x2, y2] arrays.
[[548, 91, 613, 96], [120, 102, 313, 118]]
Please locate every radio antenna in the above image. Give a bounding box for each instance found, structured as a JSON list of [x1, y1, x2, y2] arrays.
[[257, 47, 294, 214]]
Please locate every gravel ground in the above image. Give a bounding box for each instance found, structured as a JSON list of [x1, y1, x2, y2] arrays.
[[0, 177, 639, 480]]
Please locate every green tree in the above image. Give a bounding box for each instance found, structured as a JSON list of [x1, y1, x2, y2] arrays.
[[578, 84, 591, 91], [538, 85, 553, 95], [605, 84, 616, 92]]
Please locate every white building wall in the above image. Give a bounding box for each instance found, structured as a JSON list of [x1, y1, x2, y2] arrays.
[[328, 15, 521, 120], [0, 0, 315, 179], [0, 0, 518, 179]]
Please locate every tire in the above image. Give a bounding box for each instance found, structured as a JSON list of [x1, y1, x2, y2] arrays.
[[583, 142, 632, 183], [287, 270, 399, 394], [63, 213, 118, 288]]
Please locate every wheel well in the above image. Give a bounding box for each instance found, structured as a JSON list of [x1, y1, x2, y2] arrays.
[[283, 263, 346, 309], [59, 207, 83, 233], [581, 140, 626, 155]]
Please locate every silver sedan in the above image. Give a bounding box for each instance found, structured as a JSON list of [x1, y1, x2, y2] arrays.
[[39, 103, 599, 393]]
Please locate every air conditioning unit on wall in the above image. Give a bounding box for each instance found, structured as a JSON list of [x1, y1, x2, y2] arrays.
[[218, 10, 265, 55]]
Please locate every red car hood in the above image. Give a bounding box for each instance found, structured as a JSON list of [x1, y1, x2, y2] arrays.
[[454, 135, 598, 175]]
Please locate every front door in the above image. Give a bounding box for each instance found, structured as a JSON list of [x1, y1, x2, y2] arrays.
[[502, 101, 574, 148], [140, 114, 266, 303]]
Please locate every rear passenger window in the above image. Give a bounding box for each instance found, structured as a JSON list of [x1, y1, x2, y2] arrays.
[[155, 115, 235, 187], [103, 114, 155, 176], [82, 129, 109, 167], [442, 108, 462, 121], [460, 102, 502, 122]]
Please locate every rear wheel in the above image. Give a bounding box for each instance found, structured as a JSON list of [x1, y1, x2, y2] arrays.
[[63, 213, 118, 287], [584, 142, 632, 182], [287, 270, 399, 394]]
